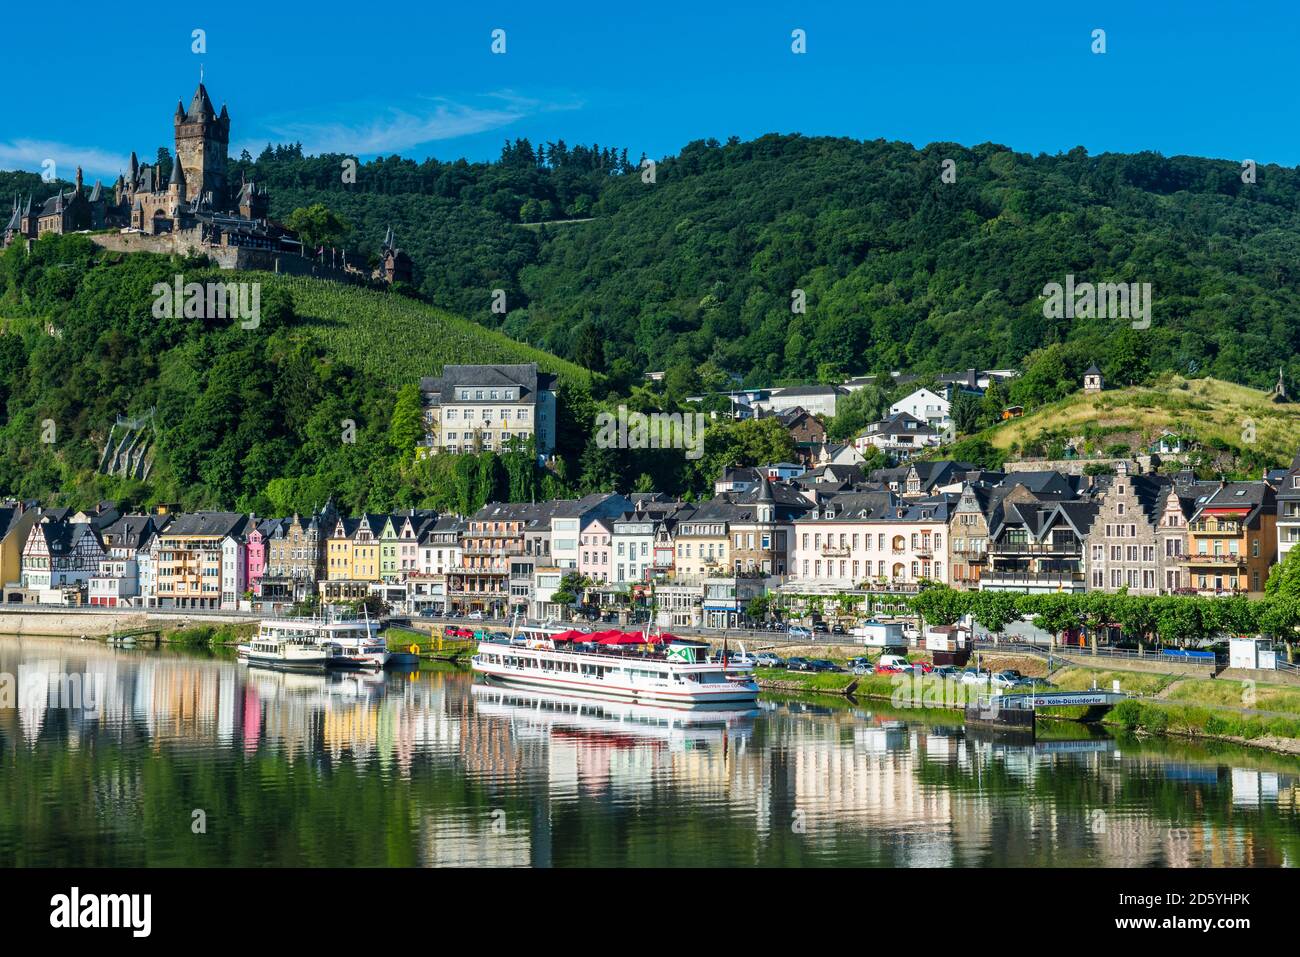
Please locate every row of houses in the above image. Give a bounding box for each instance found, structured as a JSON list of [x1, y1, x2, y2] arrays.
[[3, 448, 1298, 625]]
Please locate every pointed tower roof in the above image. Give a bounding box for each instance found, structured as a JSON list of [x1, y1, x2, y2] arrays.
[[169, 156, 184, 186], [186, 83, 216, 121], [755, 472, 776, 503], [129, 151, 139, 177], [89, 180, 102, 202]]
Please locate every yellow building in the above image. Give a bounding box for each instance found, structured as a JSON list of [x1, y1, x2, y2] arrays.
[[326, 515, 384, 584], [672, 501, 733, 579], [0, 504, 41, 597], [1181, 482, 1277, 597]]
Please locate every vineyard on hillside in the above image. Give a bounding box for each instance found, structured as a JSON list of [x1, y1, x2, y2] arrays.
[[256, 274, 593, 388]]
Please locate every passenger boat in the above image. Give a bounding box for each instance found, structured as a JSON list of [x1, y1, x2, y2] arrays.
[[253, 612, 389, 670], [237, 636, 333, 669], [471, 632, 760, 706]]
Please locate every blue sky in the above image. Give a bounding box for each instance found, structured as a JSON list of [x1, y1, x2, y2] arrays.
[[3, 1, 1296, 180]]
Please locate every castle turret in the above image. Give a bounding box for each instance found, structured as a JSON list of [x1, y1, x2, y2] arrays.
[[174, 82, 230, 211]]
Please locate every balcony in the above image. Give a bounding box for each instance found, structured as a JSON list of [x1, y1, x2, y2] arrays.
[[988, 540, 1082, 556], [1183, 553, 1249, 568], [461, 544, 525, 557], [980, 571, 1086, 591], [448, 563, 509, 575], [1189, 521, 1243, 535]]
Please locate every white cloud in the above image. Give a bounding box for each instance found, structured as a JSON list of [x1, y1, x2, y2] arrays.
[[0, 139, 128, 181], [242, 91, 582, 157]]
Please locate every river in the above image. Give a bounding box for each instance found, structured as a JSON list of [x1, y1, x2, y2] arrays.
[[0, 634, 1297, 867]]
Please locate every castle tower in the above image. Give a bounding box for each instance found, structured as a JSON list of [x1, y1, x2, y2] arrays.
[[168, 153, 186, 214], [174, 82, 230, 209]]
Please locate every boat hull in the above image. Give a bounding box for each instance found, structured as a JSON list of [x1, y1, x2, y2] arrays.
[[473, 661, 759, 707], [237, 646, 331, 669], [324, 651, 389, 671]]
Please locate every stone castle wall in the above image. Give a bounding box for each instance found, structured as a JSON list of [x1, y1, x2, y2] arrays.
[[90, 232, 376, 286]]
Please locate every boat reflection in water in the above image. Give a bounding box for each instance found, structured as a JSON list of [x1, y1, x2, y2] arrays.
[[470, 682, 759, 752], [4, 634, 1300, 867]]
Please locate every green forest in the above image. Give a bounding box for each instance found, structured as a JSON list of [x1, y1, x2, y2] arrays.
[[199, 134, 1300, 398], [3, 130, 1300, 509], [0, 234, 801, 511]]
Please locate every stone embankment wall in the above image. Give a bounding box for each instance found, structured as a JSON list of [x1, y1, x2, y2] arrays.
[[0, 611, 149, 636]]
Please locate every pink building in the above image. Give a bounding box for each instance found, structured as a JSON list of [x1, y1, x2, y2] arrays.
[[245, 519, 271, 598], [578, 518, 612, 583]]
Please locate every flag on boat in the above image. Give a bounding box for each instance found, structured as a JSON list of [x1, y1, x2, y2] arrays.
[[666, 645, 696, 664]]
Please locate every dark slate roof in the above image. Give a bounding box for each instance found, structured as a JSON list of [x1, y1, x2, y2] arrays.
[[37, 520, 103, 557], [801, 490, 899, 523], [163, 511, 250, 538], [100, 515, 157, 550], [1000, 471, 1079, 497], [1188, 481, 1276, 525], [419, 363, 556, 404], [863, 411, 937, 438], [186, 83, 217, 121]]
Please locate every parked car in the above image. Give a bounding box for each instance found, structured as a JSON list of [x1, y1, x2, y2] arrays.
[[786, 657, 813, 671], [755, 652, 785, 668], [932, 665, 960, 680], [467, 611, 484, 620], [787, 625, 812, 640], [812, 621, 829, 634], [847, 656, 871, 671], [991, 670, 1032, 690], [960, 669, 992, 685], [830, 623, 846, 636], [876, 654, 912, 673], [806, 659, 842, 673], [418, 609, 439, 618]]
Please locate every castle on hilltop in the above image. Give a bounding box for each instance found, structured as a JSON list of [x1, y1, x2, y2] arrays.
[[4, 83, 291, 254], [3, 82, 412, 287]]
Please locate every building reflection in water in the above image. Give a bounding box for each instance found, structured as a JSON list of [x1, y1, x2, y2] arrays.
[[0, 634, 1297, 867]]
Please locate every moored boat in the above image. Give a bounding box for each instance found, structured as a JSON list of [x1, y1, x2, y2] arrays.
[[471, 632, 759, 707], [257, 613, 388, 670], [237, 636, 333, 669]]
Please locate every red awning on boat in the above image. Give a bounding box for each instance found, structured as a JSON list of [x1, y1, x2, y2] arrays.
[[593, 631, 647, 645], [551, 630, 588, 642]]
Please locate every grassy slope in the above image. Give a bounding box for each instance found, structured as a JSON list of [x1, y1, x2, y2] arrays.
[[249, 272, 593, 389], [984, 374, 1300, 465]]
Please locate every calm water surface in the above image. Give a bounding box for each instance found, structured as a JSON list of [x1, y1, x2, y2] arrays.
[[1, 635, 1298, 867]]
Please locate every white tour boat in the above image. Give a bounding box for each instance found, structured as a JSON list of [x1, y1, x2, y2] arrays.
[[471, 634, 759, 707], [254, 612, 389, 670], [237, 635, 333, 669]]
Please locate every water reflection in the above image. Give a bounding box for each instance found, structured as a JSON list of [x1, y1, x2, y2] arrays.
[[0, 635, 1297, 867]]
